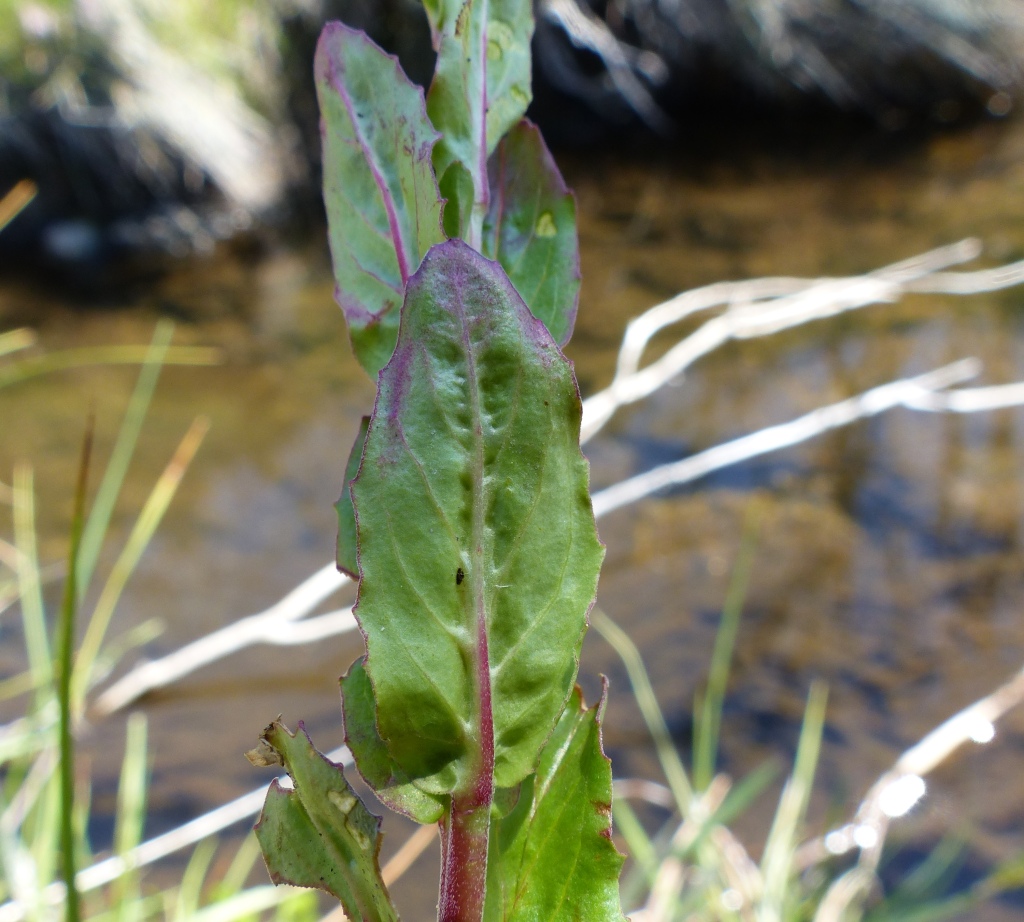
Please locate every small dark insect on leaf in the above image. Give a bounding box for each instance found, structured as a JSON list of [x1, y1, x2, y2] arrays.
[[456, 567, 465, 585]]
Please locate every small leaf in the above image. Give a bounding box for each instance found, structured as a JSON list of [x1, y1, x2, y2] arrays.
[[426, 0, 534, 243], [351, 240, 603, 799], [484, 686, 626, 921], [315, 22, 445, 374], [482, 121, 581, 346], [251, 720, 398, 922], [422, 0, 533, 150], [341, 656, 447, 824], [335, 416, 369, 579], [420, 0, 454, 43], [480, 2, 534, 161], [440, 161, 475, 240]]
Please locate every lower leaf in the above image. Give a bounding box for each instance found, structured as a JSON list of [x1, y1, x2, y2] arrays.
[[249, 720, 399, 922], [342, 656, 448, 824], [484, 686, 627, 921], [336, 416, 369, 578]]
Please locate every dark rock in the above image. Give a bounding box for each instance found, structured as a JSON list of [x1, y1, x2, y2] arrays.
[[3, 0, 1023, 282]]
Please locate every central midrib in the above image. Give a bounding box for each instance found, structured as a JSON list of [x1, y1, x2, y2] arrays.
[[458, 284, 496, 800]]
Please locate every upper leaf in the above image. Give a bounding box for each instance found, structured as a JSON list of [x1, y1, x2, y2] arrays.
[[484, 687, 627, 921], [482, 120, 581, 347], [249, 721, 398, 922], [351, 240, 603, 798], [479, 0, 534, 161], [426, 0, 534, 243], [315, 22, 445, 374]]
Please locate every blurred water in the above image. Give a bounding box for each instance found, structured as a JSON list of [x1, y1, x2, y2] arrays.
[[2, 117, 1024, 917]]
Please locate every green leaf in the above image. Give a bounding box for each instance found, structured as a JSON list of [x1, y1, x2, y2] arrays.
[[421, 0, 533, 143], [341, 656, 447, 824], [315, 22, 445, 374], [420, 0, 453, 41], [351, 239, 603, 799], [760, 682, 828, 920], [479, 0, 535, 167], [440, 160, 475, 240], [335, 416, 369, 578], [426, 0, 534, 245], [484, 686, 626, 921], [482, 120, 580, 347], [249, 720, 398, 922]]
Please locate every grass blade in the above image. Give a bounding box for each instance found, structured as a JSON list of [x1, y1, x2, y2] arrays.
[[613, 795, 660, 907], [113, 714, 149, 921], [760, 681, 829, 922], [0, 345, 220, 390], [592, 608, 694, 811], [213, 832, 263, 900], [882, 834, 967, 910], [0, 329, 36, 360], [694, 512, 759, 792], [187, 885, 312, 922], [176, 838, 218, 922], [56, 415, 94, 922], [32, 764, 63, 907], [0, 180, 36, 233], [72, 417, 209, 710], [709, 758, 779, 830], [77, 321, 176, 597], [12, 465, 50, 704]]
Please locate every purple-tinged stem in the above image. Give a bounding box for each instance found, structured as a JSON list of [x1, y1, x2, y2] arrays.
[[438, 583, 495, 921], [438, 787, 491, 922]]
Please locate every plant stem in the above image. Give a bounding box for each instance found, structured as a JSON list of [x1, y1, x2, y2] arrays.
[[58, 415, 94, 922], [439, 786, 492, 922], [438, 602, 495, 921]]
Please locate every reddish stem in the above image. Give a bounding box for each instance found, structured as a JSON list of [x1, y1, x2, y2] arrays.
[[438, 786, 491, 922], [438, 592, 496, 921]]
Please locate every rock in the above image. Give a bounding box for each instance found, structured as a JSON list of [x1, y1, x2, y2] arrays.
[[3, 0, 1024, 276]]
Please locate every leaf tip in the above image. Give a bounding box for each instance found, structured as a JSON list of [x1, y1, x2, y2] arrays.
[[245, 739, 282, 769], [246, 716, 287, 768]]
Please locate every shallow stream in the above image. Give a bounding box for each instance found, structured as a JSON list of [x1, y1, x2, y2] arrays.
[[3, 116, 1024, 918]]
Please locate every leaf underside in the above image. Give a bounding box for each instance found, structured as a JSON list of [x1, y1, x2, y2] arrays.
[[342, 656, 448, 824], [316, 22, 445, 374], [427, 0, 534, 210], [351, 239, 604, 798], [483, 120, 581, 347], [440, 160, 476, 241], [485, 687, 627, 921], [336, 416, 369, 578], [252, 721, 397, 922]]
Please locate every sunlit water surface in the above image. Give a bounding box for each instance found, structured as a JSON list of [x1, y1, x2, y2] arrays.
[[3, 117, 1024, 918]]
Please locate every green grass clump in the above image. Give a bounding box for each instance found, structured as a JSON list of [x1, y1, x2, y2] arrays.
[[0, 322, 319, 921], [596, 519, 1024, 922]]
